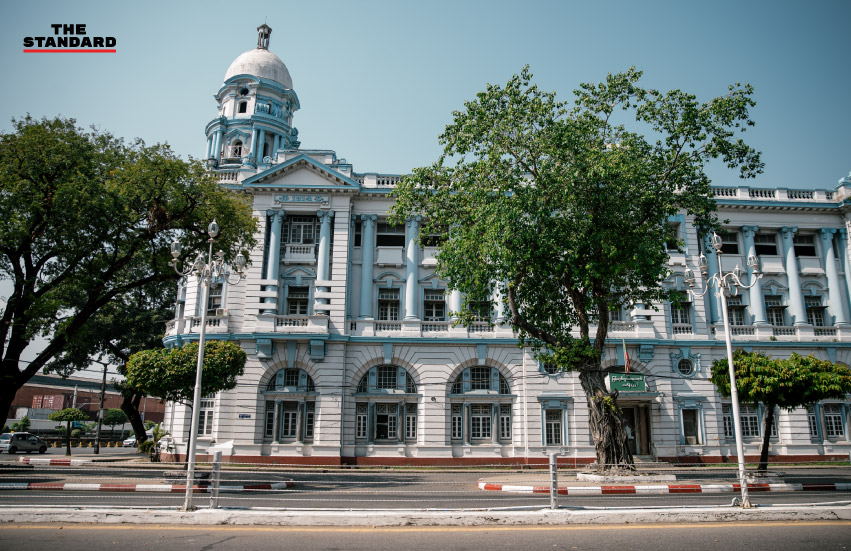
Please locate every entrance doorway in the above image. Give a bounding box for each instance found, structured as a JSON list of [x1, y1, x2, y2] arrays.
[[621, 405, 651, 456]]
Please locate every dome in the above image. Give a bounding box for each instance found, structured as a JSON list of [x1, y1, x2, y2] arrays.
[[224, 48, 293, 89]]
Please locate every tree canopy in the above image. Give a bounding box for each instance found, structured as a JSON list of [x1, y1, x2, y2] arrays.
[[391, 67, 762, 470], [0, 115, 258, 429], [48, 407, 90, 456], [124, 341, 247, 404], [711, 350, 851, 470]]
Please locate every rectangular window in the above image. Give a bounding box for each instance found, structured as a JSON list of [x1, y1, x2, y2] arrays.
[[207, 281, 223, 315], [469, 300, 492, 321], [423, 289, 446, 321], [764, 295, 786, 326], [377, 289, 400, 321], [545, 409, 562, 446], [470, 404, 492, 439], [198, 396, 215, 436], [824, 404, 845, 439], [286, 286, 310, 315], [353, 221, 362, 247], [356, 403, 367, 439], [722, 404, 734, 439], [284, 216, 318, 244], [281, 402, 298, 438], [754, 233, 778, 256], [807, 406, 820, 438], [723, 404, 760, 439], [720, 232, 739, 255], [682, 409, 701, 445], [805, 296, 826, 326], [726, 295, 746, 326], [665, 222, 681, 252], [405, 403, 417, 440], [470, 367, 491, 391], [671, 294, 692, 333], [793, 234, 817, 257], [264, 401, 275, 438], [376, 222, 405, 247], [304, 402, 315, 440], [451, 405, 463, 440], [499, 405, 512, 440], [375, 403, 397, 440], [376, 365, 397, 389]]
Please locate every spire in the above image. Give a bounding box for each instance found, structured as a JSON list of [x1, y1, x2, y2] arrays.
[[257, 24, 272, 50]]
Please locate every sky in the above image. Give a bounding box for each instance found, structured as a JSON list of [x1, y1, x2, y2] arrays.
[[1, 0, 849, 191]]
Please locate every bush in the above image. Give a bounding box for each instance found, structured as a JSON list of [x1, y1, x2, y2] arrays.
[[70, 428, 83, 438]]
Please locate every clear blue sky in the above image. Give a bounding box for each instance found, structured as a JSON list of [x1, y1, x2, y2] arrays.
[[1, 0, 849, 190]]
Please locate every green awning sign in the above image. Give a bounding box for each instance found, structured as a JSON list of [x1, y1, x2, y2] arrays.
[[609, 373, 646, 392]]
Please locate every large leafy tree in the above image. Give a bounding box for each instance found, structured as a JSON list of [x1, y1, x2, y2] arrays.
[[391, 67, 762, 471], [712, 350, 851, 471], [0, 116, 257, 430], [124, 341, 247, 405]]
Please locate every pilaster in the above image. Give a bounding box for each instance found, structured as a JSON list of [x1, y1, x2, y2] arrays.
[[404, 216, 421, 320], [358, 215, 377, 319], [741, 225, 767, 325], [821, 228, 849, 326], [780, 226, 808, 326]]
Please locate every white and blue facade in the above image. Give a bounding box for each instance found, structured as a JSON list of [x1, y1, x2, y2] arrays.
[[162, 25, 851, 465]]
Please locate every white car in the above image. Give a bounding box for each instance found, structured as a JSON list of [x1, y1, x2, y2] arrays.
[[0, 432, 48, 454], [123, 432, 154, 447]]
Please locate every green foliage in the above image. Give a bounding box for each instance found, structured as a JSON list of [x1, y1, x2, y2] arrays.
[[0, 115, 258, 428], [139, 422, 169, 462], [102, 408, 128, 428], [144, 419, 157, 430], [391, 67, 761, 374], [48, 408, 90, 423], [124, 341, 247, 404], [711, 350, 851, 409], [70, 428, 83, 438], [11, 416, 30, 432]]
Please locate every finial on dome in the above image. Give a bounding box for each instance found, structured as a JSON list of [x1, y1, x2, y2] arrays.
[[257, 24, 272, 50]]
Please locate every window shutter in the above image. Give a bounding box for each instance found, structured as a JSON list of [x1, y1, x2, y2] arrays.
[[462, 368, 471, 393]]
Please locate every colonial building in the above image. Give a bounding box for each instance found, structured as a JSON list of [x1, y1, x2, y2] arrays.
[[162, 24, 851, 465]]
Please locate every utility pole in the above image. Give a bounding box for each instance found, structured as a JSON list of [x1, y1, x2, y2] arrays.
[[94, 361, 108, 455]]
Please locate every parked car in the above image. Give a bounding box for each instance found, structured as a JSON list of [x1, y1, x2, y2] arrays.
[[122, 431, 154, 447], [0, 432, 48, 454]]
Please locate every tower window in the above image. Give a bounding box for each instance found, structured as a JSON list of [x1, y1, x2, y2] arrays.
[[238, 101, 247, 114], [230, 141, 243, 158], [239, 87, 249, 96]]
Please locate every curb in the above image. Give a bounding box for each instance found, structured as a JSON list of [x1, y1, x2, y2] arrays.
[[0, 481, 294, 493], [17, 457, 92, 466], [478, 480, 851, 494]]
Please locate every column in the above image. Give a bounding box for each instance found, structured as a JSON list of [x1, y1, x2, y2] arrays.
[[494, 282, 505, 323], [449, 290, 462, 321], [256, 129, 266, 164], [358, 215, 377, 319], [821, 228, 849, 326], [702, 233, 721, 324], [780, 226, 808, 326], [213, 129, 223, 162], [264, 210, 285, 314], [205, 136, 212, 159], [741, 226, 767, 325], [316, 210, 334, 313], [248, 129, 258, 164], [404, 216, 421, 320], [272, 399, 281, 443], [272, 133, 280, 160], [839, 227, 851, 323]]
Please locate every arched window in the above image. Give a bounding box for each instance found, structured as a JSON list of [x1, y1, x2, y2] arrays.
[[449, 366, 512, 445], [238, 101, 247, 114], [263, 368, 316, 444], [354, 365, 418, 444]]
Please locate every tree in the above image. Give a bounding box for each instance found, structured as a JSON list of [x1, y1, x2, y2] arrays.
[[11, 415, 30, 432], [102, 408, 128, 435], [0, 115, 258, 430], [391, 67, 762, 472], [48, 408, 89, 456], [711, 350, 851, 471], [139, 422, 169, 463], [124, 340, 247, 407]]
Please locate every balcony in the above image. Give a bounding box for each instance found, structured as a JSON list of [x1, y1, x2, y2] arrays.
[[711, 324, 851, 342], [347, 319, 512, 338], [283, 244, 317, 264], [254, 314, 329, 334], [165, 314, 230, 336]]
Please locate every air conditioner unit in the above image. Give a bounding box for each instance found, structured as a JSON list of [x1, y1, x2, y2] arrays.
[[215, 308, 227, 316], [685, 436, 698, 445]]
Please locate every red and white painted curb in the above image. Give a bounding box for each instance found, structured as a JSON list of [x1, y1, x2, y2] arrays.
[[0, 481, 294, 493], [478, 481, 851, 495], [18, 457, 92, 466]]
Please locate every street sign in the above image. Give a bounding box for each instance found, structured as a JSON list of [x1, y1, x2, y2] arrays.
[[609, 373, 646, 392]]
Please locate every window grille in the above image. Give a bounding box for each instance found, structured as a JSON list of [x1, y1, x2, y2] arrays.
[[499, 405, 512, 440], [470, 404, 491, 439], [451, 405, 463, 440], [377, 289, 400, 321], [824, 404, 845, 438]]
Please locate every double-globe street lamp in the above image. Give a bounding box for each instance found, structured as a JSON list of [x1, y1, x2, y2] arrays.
[[170, 220, 246, 511], [684, 232, 762, 508]]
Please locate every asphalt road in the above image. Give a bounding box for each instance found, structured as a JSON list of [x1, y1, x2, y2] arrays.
[[1, 521, 849, 550]]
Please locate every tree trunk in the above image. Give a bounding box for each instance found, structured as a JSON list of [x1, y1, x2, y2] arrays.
[[579, 369, 635, 472], [0, 384, 15, 431], [758, 405, 774, 472], [120, 392, 147, 448], [65, 421, 72, 456]]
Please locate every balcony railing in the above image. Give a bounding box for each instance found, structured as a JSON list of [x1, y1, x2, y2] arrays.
[[711, 186, 835, 202], [283, 244, 317, 264], [672, 323, 693, 335]]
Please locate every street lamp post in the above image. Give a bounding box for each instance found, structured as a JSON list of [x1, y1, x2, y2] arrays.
[[685, 232, 762, 508], [170, 220, 246, 511]]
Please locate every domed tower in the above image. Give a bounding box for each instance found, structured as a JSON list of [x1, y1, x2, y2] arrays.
[[204, 24, 300, 175]]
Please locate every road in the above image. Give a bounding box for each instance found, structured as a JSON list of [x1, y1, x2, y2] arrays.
[[1, 521, 849, 550]]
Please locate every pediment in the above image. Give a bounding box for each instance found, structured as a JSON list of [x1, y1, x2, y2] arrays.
[[242, 154, 360, 190]]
